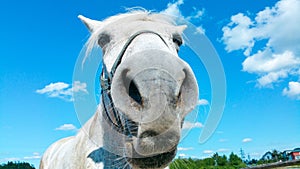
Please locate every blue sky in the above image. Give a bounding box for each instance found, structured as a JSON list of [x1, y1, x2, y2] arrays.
[[1, 0, 300, 168]]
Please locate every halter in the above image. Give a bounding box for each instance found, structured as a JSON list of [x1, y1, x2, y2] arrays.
[[100, 30, 169, 137]]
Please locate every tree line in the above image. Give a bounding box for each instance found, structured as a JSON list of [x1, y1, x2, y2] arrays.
[[169, 149, 292, 168], [0, 161, 35, 169], [170, 152, 247, 169]]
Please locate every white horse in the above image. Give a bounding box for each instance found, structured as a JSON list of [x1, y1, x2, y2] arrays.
[[40, 11, 198, 169]]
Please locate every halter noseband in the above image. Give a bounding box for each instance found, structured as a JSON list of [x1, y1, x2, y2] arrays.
[[101, 30, 169, 137]]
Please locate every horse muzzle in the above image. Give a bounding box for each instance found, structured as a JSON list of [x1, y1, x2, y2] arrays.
[[111, 49, 198, 120], [110, 49, 198, 156]]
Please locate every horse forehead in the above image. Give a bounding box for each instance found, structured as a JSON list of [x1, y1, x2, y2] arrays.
[[103, 33, 175, 73], [102, 24, 178, 70], [101, 13, 175, 30], [105, 20, 176, 38]]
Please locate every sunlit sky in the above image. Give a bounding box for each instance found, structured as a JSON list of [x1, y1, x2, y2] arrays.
[[1, 0, 300, 168]]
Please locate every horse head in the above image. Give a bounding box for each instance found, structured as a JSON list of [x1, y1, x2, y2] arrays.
[[79, 12, 198, 168]]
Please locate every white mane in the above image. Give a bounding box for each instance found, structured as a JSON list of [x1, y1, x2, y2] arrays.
[[83, 10, 177, 61]]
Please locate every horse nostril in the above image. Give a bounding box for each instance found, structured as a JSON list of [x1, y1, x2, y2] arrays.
[[139, 130, 159, 138], [129, 81, 143, 105]]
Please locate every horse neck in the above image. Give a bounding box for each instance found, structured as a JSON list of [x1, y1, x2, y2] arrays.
[[87, 105, 132, 168], [87, 106, 124, 147], [86, 108, 104, 146]]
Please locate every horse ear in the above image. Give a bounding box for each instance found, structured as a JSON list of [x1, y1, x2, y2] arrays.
[[176, 25, 187, 34], [78, 15, 102, 32]]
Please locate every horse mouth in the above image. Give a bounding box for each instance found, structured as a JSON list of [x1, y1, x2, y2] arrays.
[[128, 148, 177, 168]]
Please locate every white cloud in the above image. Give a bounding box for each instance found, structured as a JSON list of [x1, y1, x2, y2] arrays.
[[216, 131, 224, 134], [217, 148, 230, 153], [179, 153, 187, 157], [191, 9, 204, 19], [23, 152, 41, 160], [198, 99, 209, 106], [161, 0, 206, 34], [203, 150, 214, 154], [195, 26, 205, 34], [242, 138, 253, 143], [283, 81, 300, 100], [36, 82, 69, 95], [0, 157, 21, 162], [222, 0, 300, 90], [0, 153, 41, 163], [36, 81, 87, 101], [72, 81, 88, 93], [162, 0, 184, 19], [202, 148, 230, 154], [242, 50, 299, 74], [186, 7, 205, 21], [55, 124, 78, 131], [182, 121, 204, 130], [219, 138, 228, 142], [178, 147, 194, 151], [222, 13, 254, 54], [256, 69, 289, 87]]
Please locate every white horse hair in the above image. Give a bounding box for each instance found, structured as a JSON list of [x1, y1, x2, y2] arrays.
[[40, 10, 198, 169]]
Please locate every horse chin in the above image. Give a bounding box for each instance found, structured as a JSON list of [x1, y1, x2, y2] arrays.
[[128, 147, 177, 169]]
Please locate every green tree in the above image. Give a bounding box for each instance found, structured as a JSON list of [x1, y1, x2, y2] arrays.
[[229, 152, 240, 165], [217, 155, 228, 166], [212, 153, 228, 166], [0, 161, 35, 169], [229, 152, 247, 168], [201, 157, 215, 167], [271, 149, 283, 162]]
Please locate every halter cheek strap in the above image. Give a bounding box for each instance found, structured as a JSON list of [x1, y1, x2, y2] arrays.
[[101, 30, 170, 137]]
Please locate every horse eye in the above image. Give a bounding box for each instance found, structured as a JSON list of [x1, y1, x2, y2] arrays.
[[172, 33, 183, 47], [98, 33, 111, 48]]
